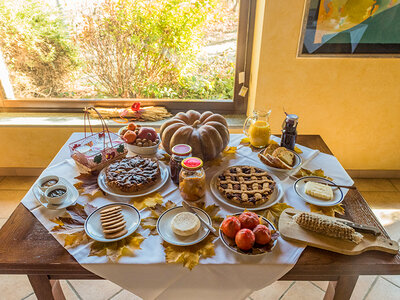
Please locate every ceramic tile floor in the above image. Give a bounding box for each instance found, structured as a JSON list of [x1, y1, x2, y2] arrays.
[[0, 176, 399, 300]]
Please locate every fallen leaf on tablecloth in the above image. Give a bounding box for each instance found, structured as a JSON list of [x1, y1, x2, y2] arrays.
[[240, 137, 250, 144], [74, 173, 103, 199], [208, 157, 223, 167], [294, 168, 333, 181], [130, 192, 164, 210], [163, 235, 215, 270], [89, 232, 145, 262], [258, 202, 293, 226], [141, 201, 176, 235], [51, 203, 96, 248], [162, 203, 223, 269], [294, 146, 303, 154], [268, 140, 278, 146], [223, 146, 237, 154], [159, 152, 171, 163], [308, 203, 345, 217]]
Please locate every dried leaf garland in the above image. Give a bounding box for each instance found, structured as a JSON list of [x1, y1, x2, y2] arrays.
[[74, 173, 103, 199], [89, 232, 145, 263], [141, 201, 177, 235], [130, 192, 164, 210], [308, 203, 345, 217], [294, 168, 333, 181], [258, 202, 293, 227], [162, 203, 224, 270]]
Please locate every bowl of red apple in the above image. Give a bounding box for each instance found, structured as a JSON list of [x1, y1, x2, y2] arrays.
[[219, 211, 279, 256], [118, 122, 160, 155]]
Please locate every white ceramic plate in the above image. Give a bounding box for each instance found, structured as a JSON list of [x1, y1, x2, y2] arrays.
[[97, 162, 170, 198], [219, 213, 278, 256], [84, 203, 140, 242], [33, 177, 79, 210], [259, 150, 302, 173], [210, 168, 284, 211], [157, 206, 211, 246], [293, 176, 344, 207]]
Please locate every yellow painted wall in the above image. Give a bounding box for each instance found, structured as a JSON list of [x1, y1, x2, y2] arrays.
[[249, 0, 400, 170]]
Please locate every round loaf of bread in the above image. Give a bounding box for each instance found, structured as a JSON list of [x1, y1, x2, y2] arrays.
[[171, 212, 201, 236]]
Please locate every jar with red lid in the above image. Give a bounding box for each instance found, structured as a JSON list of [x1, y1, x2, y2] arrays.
[[170, 144, 192, 184], [179, 157, 206, 202]]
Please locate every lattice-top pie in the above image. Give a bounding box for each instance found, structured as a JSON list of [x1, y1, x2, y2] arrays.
[[216, 166, 276, 207], [105, 157, 160, 193]]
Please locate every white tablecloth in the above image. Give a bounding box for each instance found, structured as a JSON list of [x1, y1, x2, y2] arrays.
[[21, 134, 353, 300]]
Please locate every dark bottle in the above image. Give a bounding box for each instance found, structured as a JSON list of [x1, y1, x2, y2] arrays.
[[280, 113, 298, 150], [169, 144, 192, 184]]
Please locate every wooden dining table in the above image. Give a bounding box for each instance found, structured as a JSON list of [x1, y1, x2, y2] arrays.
[[0, 134, 399, 300]]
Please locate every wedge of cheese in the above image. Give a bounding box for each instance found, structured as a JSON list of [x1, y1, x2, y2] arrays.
[[171, 212, 201, 236], [304, 181, 333, 200]]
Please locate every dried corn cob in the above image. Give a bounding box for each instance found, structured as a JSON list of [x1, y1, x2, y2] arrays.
[[293, 212, 363, 244]]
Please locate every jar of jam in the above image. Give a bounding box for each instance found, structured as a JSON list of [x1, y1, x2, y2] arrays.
[[179, 157, 206, 202], [170, 144, 192, 184]]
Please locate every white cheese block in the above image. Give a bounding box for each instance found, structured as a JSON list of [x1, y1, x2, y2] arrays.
[[304, 181, 333, 200], [171, 212, 201, 236]]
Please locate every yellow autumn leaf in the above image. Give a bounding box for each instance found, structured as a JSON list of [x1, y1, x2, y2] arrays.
[[159, 152, 171, 163], [163, 235, 215, 270], [141, 201, 177, 235], [74, 173, 104, 199], [294, 146, 303, 154], [308, 204, 345, 217], [89, 232, 145, 263], [223, 146, 237, 154], [294, 168, 333, 181], [258, 202, 293, 226], [130, 192, 164, 210], [240, 137, 250, 144]]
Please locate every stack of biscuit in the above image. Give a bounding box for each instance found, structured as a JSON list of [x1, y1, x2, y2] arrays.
[[100, 206, 127, 239]]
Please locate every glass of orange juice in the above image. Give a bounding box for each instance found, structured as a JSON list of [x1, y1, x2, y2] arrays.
[[243, 110, 271, 148]]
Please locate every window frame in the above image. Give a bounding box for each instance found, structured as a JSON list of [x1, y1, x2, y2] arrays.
[[0, 0, 256, 114]]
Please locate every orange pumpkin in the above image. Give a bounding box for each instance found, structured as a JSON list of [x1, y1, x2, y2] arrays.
[[160, 110, 229, 161]]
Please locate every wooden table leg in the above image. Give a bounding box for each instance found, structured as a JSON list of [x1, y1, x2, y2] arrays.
[[28, 275, 66, 300], [323, 276, 359, 300]]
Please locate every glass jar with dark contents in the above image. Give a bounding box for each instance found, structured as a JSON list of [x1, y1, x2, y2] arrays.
[[170, 144, 192, 184]]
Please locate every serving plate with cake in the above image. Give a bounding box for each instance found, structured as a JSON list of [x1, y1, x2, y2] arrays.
[[210, 165, 283, 211], [258, 144, 302, 173], [97, 156, 170, 198]]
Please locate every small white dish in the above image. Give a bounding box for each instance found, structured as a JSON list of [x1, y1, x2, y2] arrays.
[[84, 203, 141, 242], [259, 150, 302, 173], [210, 169, 284, 211], [293, 176, 344, 207], [219, 213, 278, 256], [157, 206, 211, 246], [38, 175, 60, 192], [33, 177, 79, 210], [97, 161, 170, 198], [44, 184, 68, 205], [125, 139, 160, 155]]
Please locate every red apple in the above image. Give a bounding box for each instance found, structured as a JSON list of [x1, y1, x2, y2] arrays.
[[123, 130, 137, 144], [221, 216, 241, 238], [238, 212, 260, 230], [235, 229, 255, 251], [253, 224, 271, 245], [137, 127, 157, 142]]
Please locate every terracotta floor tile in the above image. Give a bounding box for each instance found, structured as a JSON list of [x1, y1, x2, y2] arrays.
[[110, 289, 142, 300], [354, 179, 397, 192], [365, 277, 400, 300], [281, 281, 324, 300], [69, 280, 122, 300], [0, 176, 38, 190], [361, 192, 400, 209], [250, 281, 293, 300], [311, 281, 329, 291], [382, 275, 400, 288], [0, 275, 34, 300], [350, 275, 377, 300], [0, 190, 27, 218], [390, 179, 400, 192]]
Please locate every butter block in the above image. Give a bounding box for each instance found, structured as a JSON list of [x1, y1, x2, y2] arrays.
[[304, 181, 333, 200], [171, 212, 201, 236]]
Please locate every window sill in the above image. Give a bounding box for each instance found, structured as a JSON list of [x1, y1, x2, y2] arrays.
[[0, 112, 246, 129]]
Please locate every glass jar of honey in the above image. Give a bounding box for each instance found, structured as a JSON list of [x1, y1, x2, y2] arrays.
[[179, 157, 206, 202], [170, 144, 192, 184]]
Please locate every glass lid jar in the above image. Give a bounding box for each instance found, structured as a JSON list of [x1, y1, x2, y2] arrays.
[[170, 144, 192, 184], [179, 157, 206, 202]]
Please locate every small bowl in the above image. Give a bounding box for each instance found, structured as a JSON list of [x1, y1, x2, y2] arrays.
[[125, 139, 160, 155], [44, 184, 68, 205], [38, 175, 60, 192]]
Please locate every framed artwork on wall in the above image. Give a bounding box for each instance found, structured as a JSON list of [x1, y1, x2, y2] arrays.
[[299, 0, 400, 56]]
